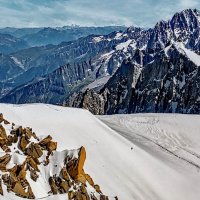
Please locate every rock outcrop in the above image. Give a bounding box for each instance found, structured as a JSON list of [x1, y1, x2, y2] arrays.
[[0, 113, 112, 199]]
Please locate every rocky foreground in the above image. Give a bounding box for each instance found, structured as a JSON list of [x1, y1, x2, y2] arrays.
[[0, 113, 113, 200]]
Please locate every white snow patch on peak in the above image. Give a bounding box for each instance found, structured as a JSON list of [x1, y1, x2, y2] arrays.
[[92, 36, 104, 43], [114, 32, 123, 40], [164, 44, 173, 57], [11, 56, 25, 70], [174, 42, 200, 66], [115, 39, 132, 51]]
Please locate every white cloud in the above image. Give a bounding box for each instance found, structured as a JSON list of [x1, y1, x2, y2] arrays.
[[0, 0, 199, 28]]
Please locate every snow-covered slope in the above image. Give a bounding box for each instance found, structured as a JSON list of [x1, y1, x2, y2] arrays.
[[98, 113, 200, 200], [1, 104, 200, 200]]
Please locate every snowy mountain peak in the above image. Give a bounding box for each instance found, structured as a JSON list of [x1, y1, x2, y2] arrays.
[[170, 9, 200, 33]]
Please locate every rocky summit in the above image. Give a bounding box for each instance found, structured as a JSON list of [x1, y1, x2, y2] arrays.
[[72, 42, 200, 114], [0, 113, 114, 199]]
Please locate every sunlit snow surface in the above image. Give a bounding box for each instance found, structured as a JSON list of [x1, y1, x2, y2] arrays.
[[0, 104, 200, 200]]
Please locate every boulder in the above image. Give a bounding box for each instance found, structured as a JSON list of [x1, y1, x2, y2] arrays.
[[1, 145, 11, 153], [68, 191, 75, 200], [27, 157, 39, 171], [23, 128, 33, 140], [73, 190, 90, 200], [30, 170, 39, 182], [0, 114, 3, 123], [11, 126, 23, 137], [0, 137, 7, 146], [0, 154, 11, 170], [27, 185, 35, 199], [61, 167, 70, 181], [39, 135, 52, 146], [85, 174, 94, 186], [66, 146, 86, 180], [91, 195, 98, 200], [26, 143, 43, 158], [47, 141, 57, 153], [60, 180, 69, 193], [7, 135, 14, 146], [0, 114, 10, 125], [19, 136, 29, 152], [17, 167, 27, 180], [94, 184, 102, 194], [49, 177, 58, 195], [13, 182, 27, 198], [0, 125, 7, 142], [100, 195, 109, 200]]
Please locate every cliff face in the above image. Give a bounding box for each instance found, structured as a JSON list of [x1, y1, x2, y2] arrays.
[[0, 113, 113, 199], [72, 43, 200, 115]]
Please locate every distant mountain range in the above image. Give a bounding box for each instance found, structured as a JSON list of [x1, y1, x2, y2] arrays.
[[0, 9, 200, 114], [0, 26, 127, 47], [0, 33, 29, 54]]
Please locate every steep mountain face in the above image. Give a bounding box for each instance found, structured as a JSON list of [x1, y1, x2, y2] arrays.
[[0, 113, 113, 199], [71, 60, 142, 114], [72, 42, 200, 114], [0, 28, 142, 100], [1, 61, 94, 104], [0, 33, 29, 54], [1, 9, 200, 107]]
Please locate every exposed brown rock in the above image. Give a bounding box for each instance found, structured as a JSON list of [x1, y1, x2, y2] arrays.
[[60, 180, 69, 193], [11, 126, 23, 137], [0, 178, 3, 195], [68, 191, 75, 200], [3, 119, 10, 125], [0, 137, 7, 147], [19, 135, 29, 152], [85, 173, 94, 186], [2, 145, 11, 153], [91, 194, 98, 200], [12, 133, 18, 143], [0, 125, 7, 142], [61, 167, 70, 181], [27, 157, 40, 172], [0, 154, 11, 170], [0, 114, 3, 123], [73, 190, 90, 200], [13, 182, 27, 197], [30, 169, 39, 182], [100, 195, 109, 200], [47, 141, 57, 153], [23, 128, 32, 140], [7, 135, 14, 146], [0, 114, 10, 125], [27, 185, 35, 199], [94, 184, 102, 194], [49, 176, 58, 195], [39, 135, 52, 147], [18, 167, 27, 180], [0, 114, 109, 199], [26, 143, 43, 158], [66, 146, 86, 181]]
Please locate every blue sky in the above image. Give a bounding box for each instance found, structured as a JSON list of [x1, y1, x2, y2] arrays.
[[0, 0, 200, 28]]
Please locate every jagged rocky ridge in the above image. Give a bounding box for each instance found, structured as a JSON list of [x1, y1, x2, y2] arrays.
[[0, 113, 114, 199], [1, 9, 200, 107], [71, 42, 200, 114]]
